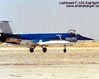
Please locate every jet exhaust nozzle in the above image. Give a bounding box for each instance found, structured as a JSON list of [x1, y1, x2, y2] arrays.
[[0, 33, 6, 42]]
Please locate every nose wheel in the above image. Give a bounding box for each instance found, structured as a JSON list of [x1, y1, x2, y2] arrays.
[[63, 45, 67, 53], [63, 48, 67, 53]]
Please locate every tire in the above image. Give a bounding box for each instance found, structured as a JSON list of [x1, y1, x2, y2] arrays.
[[43, 47, 47, 53], [63, 49, 67, 53], [29, 48, 34, 53]]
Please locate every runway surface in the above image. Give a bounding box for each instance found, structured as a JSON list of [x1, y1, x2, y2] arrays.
[[0, 46, 99, 79], [0, 64, 99, 79]]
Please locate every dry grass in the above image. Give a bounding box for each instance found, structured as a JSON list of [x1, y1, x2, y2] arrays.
[[74, 41, 99, 47], [0, 46, 99, 65], [0, 41, 99, 65], [0, 41, 99, 79]]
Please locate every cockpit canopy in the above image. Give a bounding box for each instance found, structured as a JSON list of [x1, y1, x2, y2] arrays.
[[68, 29, 76, 34]]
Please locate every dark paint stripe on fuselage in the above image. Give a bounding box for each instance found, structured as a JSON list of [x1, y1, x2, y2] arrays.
[[19, 33, 76, 40], [4, 33, 93, 42]]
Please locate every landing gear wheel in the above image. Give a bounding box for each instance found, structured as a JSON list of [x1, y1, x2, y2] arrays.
[[63, 49, 67, 53], [29, 48, 34, 53], [43, 47, 47, 53]]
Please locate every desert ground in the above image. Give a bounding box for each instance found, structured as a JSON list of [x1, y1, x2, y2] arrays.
[[0, 41, 99, 79]]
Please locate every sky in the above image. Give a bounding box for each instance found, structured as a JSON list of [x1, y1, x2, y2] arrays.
[[0, 0, 99, 40]]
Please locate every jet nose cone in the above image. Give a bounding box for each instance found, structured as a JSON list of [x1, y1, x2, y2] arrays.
[[84, 37, 94, 40], [77, 34, 94, 40]]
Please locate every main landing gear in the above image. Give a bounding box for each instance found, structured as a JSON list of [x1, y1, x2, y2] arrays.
[[29, 45, 67, 53], [29, 47, 34, 53], [29, 46, 36, 53], [42, 47, 47, 53], [29, 46, 47, 53]]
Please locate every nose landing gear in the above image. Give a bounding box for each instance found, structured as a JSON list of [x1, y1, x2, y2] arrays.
[[63, 45, 67, 53]]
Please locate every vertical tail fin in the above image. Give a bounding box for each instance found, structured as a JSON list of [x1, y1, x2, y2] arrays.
[[0, 20, 13, 34]]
